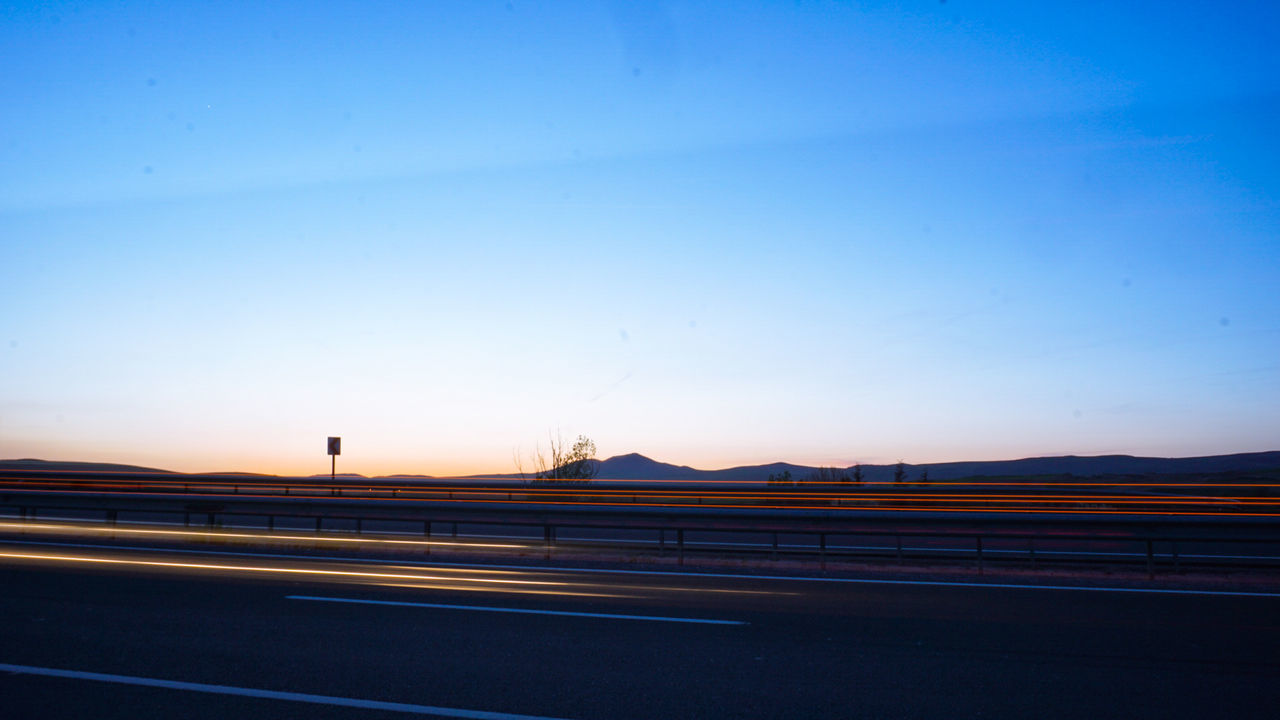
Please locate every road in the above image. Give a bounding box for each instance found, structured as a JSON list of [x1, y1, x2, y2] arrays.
[[1, 540, 1278, 719]]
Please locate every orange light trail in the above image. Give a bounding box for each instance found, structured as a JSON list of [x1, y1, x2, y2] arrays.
[[5, 472, 1280, 489], [3, 486, 1280, 516], [4, 479, 1278, 504]]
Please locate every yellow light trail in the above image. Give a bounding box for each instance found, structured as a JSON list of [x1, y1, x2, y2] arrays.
[[0, 548, 790, 600], [368, 582, 631, 599], [0, 521, 527, 550], [0, 550, 563, 586]]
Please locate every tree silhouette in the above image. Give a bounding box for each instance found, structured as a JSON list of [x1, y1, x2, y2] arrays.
[[518, 432, 598, 484], [893, 461, 907, 484], [808, 466, 850, 484]]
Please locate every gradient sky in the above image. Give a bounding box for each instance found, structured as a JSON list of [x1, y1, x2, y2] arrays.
[[2, 1, 1278, 476]]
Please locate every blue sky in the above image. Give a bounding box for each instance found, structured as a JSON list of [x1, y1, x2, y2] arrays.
[[2, 1, 1278, 475]]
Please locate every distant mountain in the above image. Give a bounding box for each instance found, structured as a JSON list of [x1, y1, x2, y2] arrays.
[[6, 450, 1279, 482], [889, 451, 1280, 481], [583, 450, 1280, 482], [591, 453, 699, 480], [0, 458, 175, 474]]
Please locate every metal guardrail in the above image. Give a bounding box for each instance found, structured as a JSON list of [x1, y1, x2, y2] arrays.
[[2, 488, 1279, 577], [3, 471, 1279, 516]]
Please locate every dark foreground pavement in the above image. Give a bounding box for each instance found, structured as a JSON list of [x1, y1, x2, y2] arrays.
[[1, 541, 1278, 719]]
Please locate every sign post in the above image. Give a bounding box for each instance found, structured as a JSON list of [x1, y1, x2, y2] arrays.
[[327, 437, 341, 481]]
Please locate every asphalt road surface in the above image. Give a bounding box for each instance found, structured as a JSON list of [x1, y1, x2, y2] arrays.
[[1, 541, 1278, 719]]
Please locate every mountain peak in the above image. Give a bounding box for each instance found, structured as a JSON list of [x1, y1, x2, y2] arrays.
[[603, 452, 658, 464], [595, 453, 695, 480]]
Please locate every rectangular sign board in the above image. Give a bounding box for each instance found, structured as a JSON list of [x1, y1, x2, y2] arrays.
[[327, 437, 341, 456]]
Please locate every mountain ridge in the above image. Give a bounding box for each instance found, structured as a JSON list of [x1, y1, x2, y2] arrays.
[[585, 451, 1280, 483], [4, 450, 1279, 481]]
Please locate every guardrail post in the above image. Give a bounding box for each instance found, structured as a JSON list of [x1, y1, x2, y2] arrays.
[[267, 515, 274, 531], [206, 513, 215, 529], [356, 518, 362, 535], [1146, 539, 1154, 578], [772, 532, 779, 560], [544, 525, 553, 559], [976, 536, 984, 575], [316, 517, 322, 533], [452, 522, 458, 538], [184, 512, 190, 527], [678, 529, 684, 565]]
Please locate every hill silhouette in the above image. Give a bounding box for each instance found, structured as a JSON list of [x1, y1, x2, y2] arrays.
[[585, 450, 1280, 482], [0, 458, 175, 474], [5, 450, 1279, 482]]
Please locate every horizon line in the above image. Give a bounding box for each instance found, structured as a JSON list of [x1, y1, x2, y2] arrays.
[[4, 448, 1278, 479]]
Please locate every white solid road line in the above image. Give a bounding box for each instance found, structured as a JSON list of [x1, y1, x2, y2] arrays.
[[0, 662, 572, 720], [5, 538, 1280, 599], [287, 594, 748, 625]]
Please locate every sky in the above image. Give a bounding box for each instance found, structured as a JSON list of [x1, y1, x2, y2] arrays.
[[2, 1, 1278, 476]]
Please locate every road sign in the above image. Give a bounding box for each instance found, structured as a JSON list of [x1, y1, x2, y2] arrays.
[[327, 437, 341, 456]]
